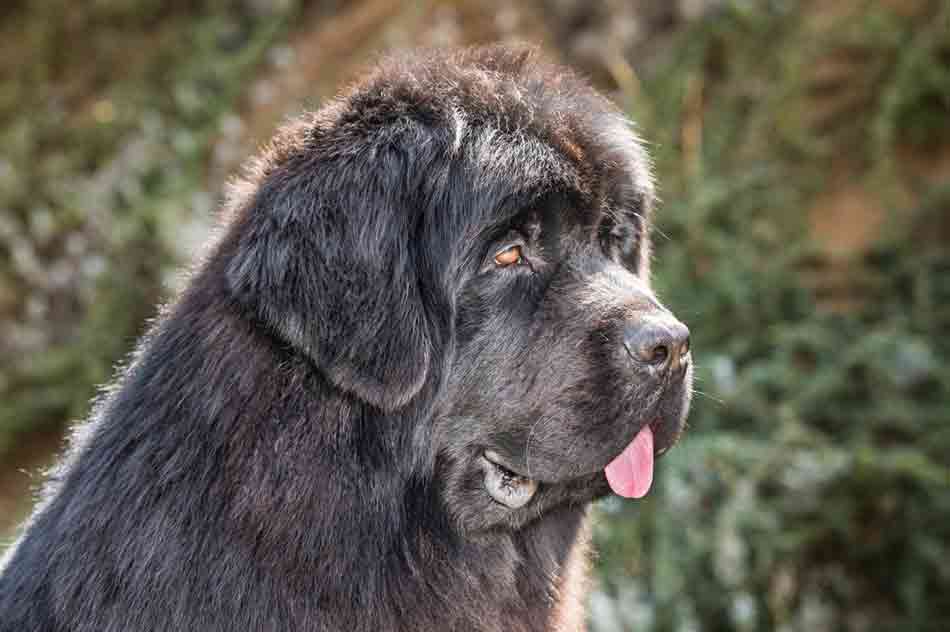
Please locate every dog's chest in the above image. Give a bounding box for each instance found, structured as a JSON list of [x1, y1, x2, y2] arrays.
[[549, 514, 593, 632], [479, 507, 593, 632]]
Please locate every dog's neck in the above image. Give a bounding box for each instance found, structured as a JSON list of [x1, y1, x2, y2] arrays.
[[375, 504, 594, 632]]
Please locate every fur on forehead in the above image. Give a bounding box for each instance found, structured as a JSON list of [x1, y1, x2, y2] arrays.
[[224, 45, 655, 233]]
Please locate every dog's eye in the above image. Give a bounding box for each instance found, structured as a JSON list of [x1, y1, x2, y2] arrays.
[[493, 245, 524, 267]]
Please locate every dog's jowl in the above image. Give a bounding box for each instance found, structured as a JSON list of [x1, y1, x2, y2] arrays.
[[0, 45, 692, 632]]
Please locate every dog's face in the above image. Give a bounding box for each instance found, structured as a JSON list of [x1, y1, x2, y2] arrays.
[[433, 164, 692, 533], [225, 46, 691, 535]]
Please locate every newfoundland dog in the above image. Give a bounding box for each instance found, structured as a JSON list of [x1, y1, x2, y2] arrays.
[[0, 45, 692, 631]]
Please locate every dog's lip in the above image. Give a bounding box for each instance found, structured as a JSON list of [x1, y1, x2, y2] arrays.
[[650, 419, 676, 456], [482, 450, 524, 476], [650, 410, 689, 458]]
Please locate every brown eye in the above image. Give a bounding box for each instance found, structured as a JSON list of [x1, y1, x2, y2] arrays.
[[493, 245, 524, 267]]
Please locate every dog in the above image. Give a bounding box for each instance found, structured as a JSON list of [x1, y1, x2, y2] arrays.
[[0, 45, 692, 631]]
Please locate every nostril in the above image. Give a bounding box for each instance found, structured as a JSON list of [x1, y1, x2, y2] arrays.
[[624, 317, 690, 373]]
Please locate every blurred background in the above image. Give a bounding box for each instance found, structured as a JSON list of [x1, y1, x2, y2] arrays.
[[1, 1, 948, 630]]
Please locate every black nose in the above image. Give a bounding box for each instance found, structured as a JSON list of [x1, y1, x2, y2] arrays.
[[624, 315, 690, 374]]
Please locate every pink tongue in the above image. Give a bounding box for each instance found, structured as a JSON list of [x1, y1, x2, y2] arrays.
[[604, 425, 654, 498]]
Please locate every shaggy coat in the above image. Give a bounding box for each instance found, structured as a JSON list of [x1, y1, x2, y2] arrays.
[[0, 46, 691, 631]]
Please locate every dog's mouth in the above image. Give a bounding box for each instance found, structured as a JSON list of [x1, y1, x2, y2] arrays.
[[480, 419, 676, 509]]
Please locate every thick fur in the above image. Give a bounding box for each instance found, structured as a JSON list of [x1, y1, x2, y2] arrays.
[[0, 46, 691, 631]]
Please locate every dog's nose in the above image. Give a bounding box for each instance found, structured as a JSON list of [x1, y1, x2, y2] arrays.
[[623, 315, 690, 374]]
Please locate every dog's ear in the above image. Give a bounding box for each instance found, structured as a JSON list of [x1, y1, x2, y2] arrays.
[[225, 144, 435, 412]]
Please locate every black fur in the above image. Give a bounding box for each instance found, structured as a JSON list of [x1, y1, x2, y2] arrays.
[[0, 46, 691, 631]]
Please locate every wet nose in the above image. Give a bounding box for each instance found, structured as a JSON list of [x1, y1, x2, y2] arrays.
[[623, 315, 691, 374]]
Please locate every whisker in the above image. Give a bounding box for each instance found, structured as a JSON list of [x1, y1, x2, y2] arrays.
[[691, 389, 724, 405]]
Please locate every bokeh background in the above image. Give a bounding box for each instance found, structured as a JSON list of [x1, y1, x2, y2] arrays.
[[1, 1, 948, 630]]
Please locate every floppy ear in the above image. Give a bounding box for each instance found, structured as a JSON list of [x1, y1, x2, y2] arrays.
[[225, 147, 433, 411]]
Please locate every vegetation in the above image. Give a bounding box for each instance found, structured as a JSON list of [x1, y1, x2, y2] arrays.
[[0, 0, 298, 453], [593, 2, 950, 630]]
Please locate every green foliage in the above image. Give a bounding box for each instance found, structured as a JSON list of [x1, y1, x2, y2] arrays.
[[0, 1, 298, 453], [593, 2, 950, 630]]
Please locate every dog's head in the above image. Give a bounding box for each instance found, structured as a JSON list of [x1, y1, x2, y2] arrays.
[[224, 46, 692, 533]]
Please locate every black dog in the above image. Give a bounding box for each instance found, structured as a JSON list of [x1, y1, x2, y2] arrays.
[[0, 45, 692, 631]]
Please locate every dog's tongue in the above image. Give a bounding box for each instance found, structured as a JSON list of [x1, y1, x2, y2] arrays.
[[604, 425, 654, 498]]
